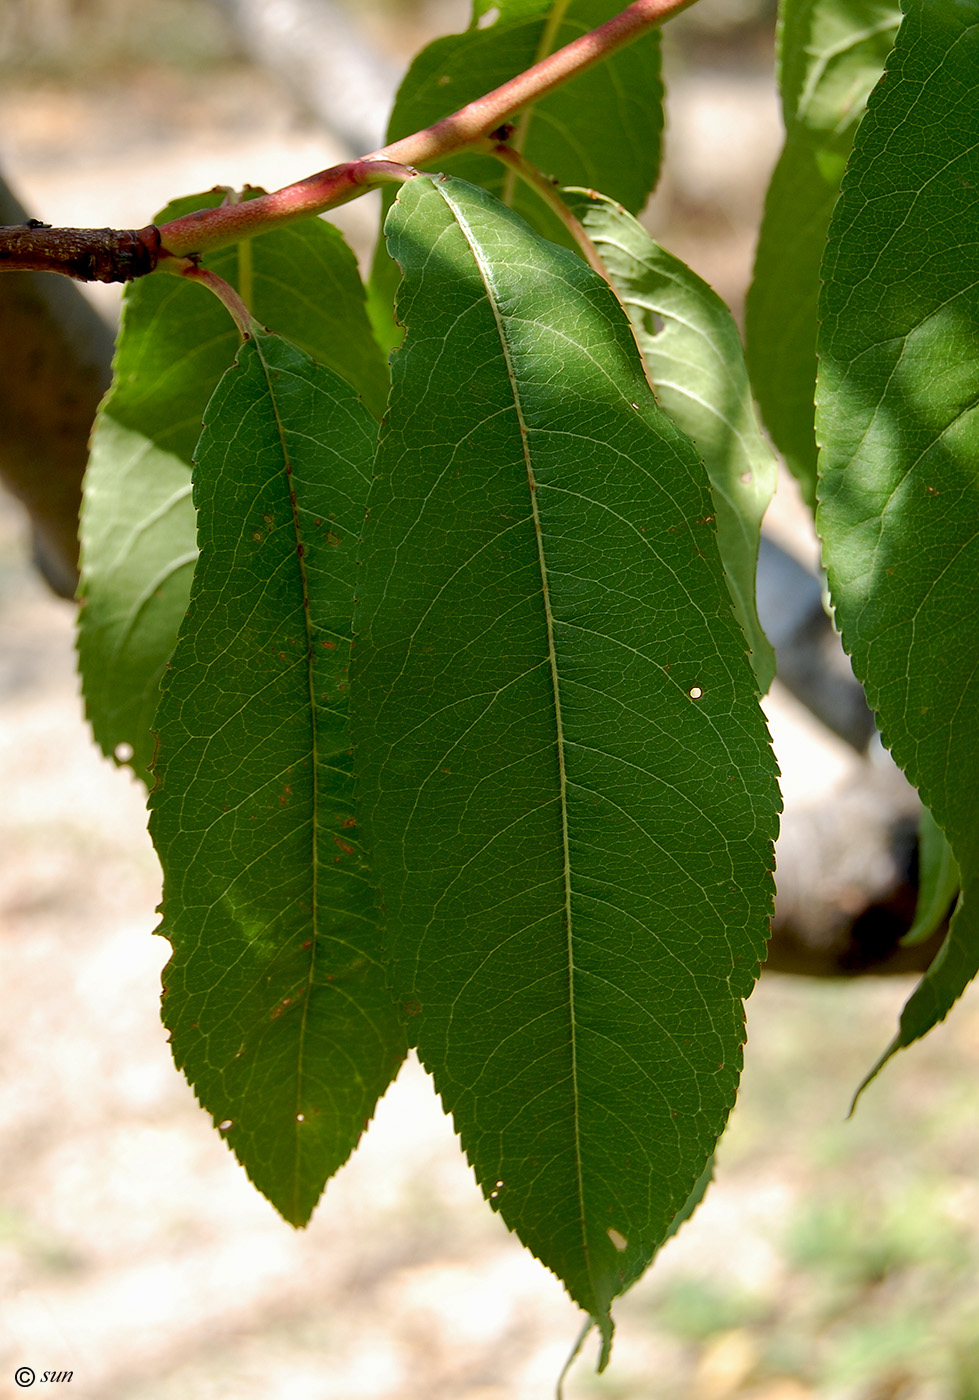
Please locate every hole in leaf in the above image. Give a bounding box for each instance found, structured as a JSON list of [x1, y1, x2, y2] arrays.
[[218, 1120, 233, 1132], [607, 1228, 628, 1252], [114, 741, 134, 763], [689, 686, 703, 700], [641, 309, 665, 337], [296, 1113, 305, 1123]]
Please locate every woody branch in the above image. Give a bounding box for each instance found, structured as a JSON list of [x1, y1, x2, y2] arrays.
[[0, 0, 693, 281]]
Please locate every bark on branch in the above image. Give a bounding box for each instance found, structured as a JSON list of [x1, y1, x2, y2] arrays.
[[0, 0, 693, 279], [0, 175, 115, 596], [0, 222, 162, 282]]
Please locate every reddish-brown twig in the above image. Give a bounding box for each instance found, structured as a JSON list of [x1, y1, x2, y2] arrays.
[[0, 0, 693, 281]]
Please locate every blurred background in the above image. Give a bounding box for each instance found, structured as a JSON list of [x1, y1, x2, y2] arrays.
[[3, 2, 979, 1397]]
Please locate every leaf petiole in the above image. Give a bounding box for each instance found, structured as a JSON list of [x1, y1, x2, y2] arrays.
[[487, 141, 610, 280], [175, 264, 256, 341]]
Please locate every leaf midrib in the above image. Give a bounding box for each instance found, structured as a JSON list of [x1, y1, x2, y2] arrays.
[[438, 184, 590, 1275], [255, 336, 319, 1221]]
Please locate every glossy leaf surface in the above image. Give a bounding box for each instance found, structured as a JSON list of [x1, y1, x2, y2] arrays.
[[746, 0, 900, 502], [354, 175, 779, 1345], [816, 0, 979, 1080], [150, 330, 404, 1224], [78, 190, 386, 784], [568, 189, 777, 691]]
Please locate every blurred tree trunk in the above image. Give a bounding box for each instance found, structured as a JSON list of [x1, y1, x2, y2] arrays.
[[0, 172, 114, 597], [214, 0, 398, 153], [766, 750, 948, 977]]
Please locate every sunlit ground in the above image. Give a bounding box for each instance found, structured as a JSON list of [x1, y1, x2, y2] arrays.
[[3, 5, 979, 1397]]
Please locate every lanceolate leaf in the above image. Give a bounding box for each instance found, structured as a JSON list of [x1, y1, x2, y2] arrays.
[[149, 330, 404, 1224], [745, 0, 900, 503], [567, 189, 777, 692], [816, 0, 979, 1084], [354, 176, 779, 1348], [78, 190, 386, 784], [367, 0, 662, 348]]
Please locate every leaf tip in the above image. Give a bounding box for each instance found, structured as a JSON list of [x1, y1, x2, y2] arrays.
[[849, 1032, 901, 1117], [595, 1311, 614, 1372]]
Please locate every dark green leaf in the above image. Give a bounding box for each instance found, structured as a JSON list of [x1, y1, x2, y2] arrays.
[[568, 189, 777, 691], [745, 0, 900, 503], [78, 190, 387, 784], [354, 175, 779, 1347], [816, 0, 979, 1083], [149, 330, 404, 1224], [368, 0, 662, 351]]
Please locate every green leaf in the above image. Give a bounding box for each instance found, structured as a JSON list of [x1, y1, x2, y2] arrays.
[[661, 1154, 714, 1245], [816, 0, 979, 1082], [354, 175, 779, 1348], [78, 190, 387, 785], [903, 807, 959, 949], [368, 0, 662, 351], [149, 330, 404, 1225], [745, 0, 900, 503], [393, 1, 662, 224], [567, 189, 777, 692]]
